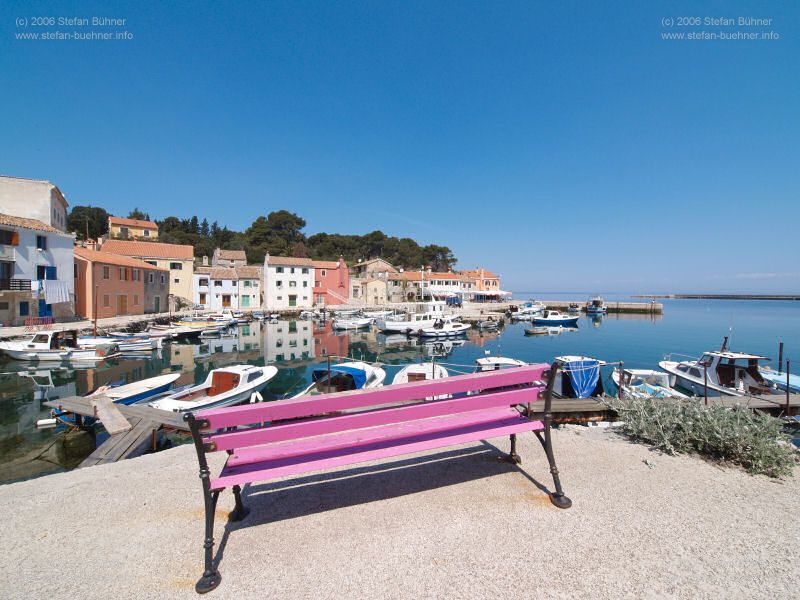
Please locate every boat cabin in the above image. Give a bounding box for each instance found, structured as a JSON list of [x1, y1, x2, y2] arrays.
[[681, 351, 772, 394], [26, 331, 80, 350]]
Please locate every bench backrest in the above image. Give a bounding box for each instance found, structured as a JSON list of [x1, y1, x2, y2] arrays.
[[190, 363, 550, 453]]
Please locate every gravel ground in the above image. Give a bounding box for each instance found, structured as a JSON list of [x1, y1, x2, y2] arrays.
[[2, 426, 797, 599]]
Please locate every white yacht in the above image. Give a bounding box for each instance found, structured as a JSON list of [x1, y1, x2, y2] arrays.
[[659, 351, 777, 397]]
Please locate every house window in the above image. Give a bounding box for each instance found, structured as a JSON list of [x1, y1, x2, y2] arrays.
[[19, 301, 29, 316], [244, 280, 252, 287], [321, 270, 326, 277], [277, 296, 282, 300], [0, 302, 8, 310], [36, 235, 47, 250], [174, 278, 179, 284], [0, 230, 18, 245], [302, 268, 308, 274], [133, 294, 139, 305], [276, 267, 284, 273], [103, 266, 110, 280], [290, 268, 295, 274], [199, 278, 208, 286], [103, 294, 110, 307], [73, 263, 78, 278], [214, 280, 222, 287], [276, 280, 283, 288], [199, 293, 207, 304], [133, 269, 140, 281], [289, 281, 296, 288], [303, 281, 308, 288], [148, 272, 154, 283], [170, 262, 182, 270], [161, 274, 166, 284], [143, 229, 150, 237]]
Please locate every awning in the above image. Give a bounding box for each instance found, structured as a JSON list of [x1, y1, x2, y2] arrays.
[[472, 290, 512, 296]]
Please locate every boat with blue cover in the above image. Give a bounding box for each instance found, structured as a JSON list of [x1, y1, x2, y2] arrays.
[[759, 368, 800, 393], [293, 361, 386, 397], [552, 355, 606, 398]]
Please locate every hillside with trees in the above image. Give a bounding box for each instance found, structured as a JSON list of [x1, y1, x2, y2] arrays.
[[67, 208, 457, 271]]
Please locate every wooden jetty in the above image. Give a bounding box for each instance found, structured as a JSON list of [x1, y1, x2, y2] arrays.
[[43, 396, 187, 468]]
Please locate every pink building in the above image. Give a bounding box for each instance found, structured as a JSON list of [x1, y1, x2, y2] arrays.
[[311, 258, 349, 306]]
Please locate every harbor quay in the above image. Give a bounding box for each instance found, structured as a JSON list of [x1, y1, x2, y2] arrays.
[[2, 428, 798, 599]]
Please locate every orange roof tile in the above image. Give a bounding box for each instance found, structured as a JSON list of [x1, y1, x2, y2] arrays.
[[100, 239, 194, 260], [0, 212, 67, 235], [265, 255, 314, 267], [75, 246, 168, 271], [311, 260, 340, 269], [108, 216, 159, 229], [216, 249, 247, 261]]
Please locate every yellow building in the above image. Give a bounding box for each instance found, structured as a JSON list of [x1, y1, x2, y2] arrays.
[[108, 216, 159, 240], [99, 239, 195, 303]]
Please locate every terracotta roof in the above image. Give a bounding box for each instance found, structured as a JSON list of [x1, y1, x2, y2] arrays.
[[311, 260, 340, 269], [265, 255, 314, 267], [0, 212, 67, 235], [353, 258, 397, 272], [210, 267, 238, 280], [235, 265, 262, 279], [108, 216, 158, 229], [100, 239, 194, 260], [75, 246, 168, 271], [195, 266, 212, 275], [461, 268, 499, 279], [216, 249, 247, 261]]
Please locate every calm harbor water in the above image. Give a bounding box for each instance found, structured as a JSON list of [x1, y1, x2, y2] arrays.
[[1, 296, 798, 483]]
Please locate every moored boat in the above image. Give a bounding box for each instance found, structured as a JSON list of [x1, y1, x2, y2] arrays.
[[552, 355, 606, 398], [532, 310, 580, 326], [292, 361, 386, 397], [149, 365, 278, 412], [392, 362, 449, 385], [585, 296, 607, 315], [659, 351, 778, 397], [759, 367, 800, 393], [0, 331, 111, 362], [416, 320, 470, 337], [610, 368, 689, 399], [332, 317, 373, 330], [376, 301, 448, 333]]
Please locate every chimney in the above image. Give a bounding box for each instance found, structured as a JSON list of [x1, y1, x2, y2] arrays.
[[202, 255, 209, 266]]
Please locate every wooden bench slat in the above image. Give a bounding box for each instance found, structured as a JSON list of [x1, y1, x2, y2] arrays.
[[197, 364, 548, 429], [207, 385, 543, 452], [211, 408, 542, 490]]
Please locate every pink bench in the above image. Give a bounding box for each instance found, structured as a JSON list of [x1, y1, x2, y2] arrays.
[[185, 362, 571, 594]]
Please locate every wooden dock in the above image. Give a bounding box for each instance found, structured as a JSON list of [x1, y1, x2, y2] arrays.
[[43, 396, 187, 468]]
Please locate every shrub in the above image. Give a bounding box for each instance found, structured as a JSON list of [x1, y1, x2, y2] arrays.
[[605, 396, 797, 478]]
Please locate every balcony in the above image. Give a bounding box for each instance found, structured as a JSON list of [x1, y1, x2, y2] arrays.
[[0, 278, 32, 291]]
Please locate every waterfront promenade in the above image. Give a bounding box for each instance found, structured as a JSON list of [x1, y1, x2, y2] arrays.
[[3, 427, 797, 599]]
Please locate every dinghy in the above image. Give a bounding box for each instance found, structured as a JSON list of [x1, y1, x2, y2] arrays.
[[392, 362, 449, 385], [332, 317, 373, 330], [149, 365, 278, 412], [610, 368, 689, 400]]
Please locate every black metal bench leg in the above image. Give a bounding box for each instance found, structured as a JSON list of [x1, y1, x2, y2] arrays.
[[196, 489, 221, 594], [229, 484, 250, 522], [507, 433, 522, 464], [536, 366, 572, 509]]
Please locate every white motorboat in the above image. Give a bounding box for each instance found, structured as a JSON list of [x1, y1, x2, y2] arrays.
[[78, 335, 159, 352], [585, 296, 607, 315], [332, 317, 373, 330], [532, 310, 580, 326], [293, 361, 386, 397], [475, 356, 528, 371], [552, 355, 606, 398], [362, 309, 395, 319], [376, 301, 448, 333], [0, 331, 111, 362], [392, 362, 449, 385], [510, 301, 545, 320], [659, 351, 778, 397], [416, 320, 470, 337], [89, 373, 182, 405], [149, 365, 278, 412], [568, 302, 581, 314], [610, 368, 689, 400]]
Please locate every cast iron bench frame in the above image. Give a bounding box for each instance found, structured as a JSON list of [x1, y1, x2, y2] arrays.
[[185, 362, 571, 594]]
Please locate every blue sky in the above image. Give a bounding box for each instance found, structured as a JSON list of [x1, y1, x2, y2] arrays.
[[1, 1, 798, 293]]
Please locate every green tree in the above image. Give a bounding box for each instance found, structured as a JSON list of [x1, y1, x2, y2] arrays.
[[128, 208, 150, 220], [67, 206, 108, 240]]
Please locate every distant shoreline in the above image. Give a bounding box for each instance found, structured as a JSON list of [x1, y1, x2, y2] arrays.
[[632, 294, 800, 301]]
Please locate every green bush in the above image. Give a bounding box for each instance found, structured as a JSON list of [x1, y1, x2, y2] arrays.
[[605, 396, 797, 478]]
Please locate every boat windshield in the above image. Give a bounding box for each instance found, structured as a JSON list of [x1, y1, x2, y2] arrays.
[[697, 354, 714, 367]]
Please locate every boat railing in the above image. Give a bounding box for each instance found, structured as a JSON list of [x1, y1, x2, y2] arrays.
[[662, 352, 699, 363]]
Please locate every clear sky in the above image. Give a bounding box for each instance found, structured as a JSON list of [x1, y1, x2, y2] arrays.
[[1, 1, 798, 294]]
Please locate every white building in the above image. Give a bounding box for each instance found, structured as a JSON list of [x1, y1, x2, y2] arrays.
[[0, 176, 69, 232], [193, 265, 262, 310], [0, 213, 75, 326], [262, 255, 314, 310]]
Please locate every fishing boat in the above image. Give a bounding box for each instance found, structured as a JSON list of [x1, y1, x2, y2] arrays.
[[292, 361, 386, 397], [759, 367, 800, 393], [610, 368, 689, 399], [149, 365, 278, 412], [332, 317, 373, 330], [552, 355, 606, 398], [416, 320, 470, 337], [532, 310, 580, 326], [568, 302, 581, 314], [0, 331, 110, 362], [375, 301, 449, 333], [659, 351, 778, 397], [585, 296, 607, 315], [146, 325, 203, 340]]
